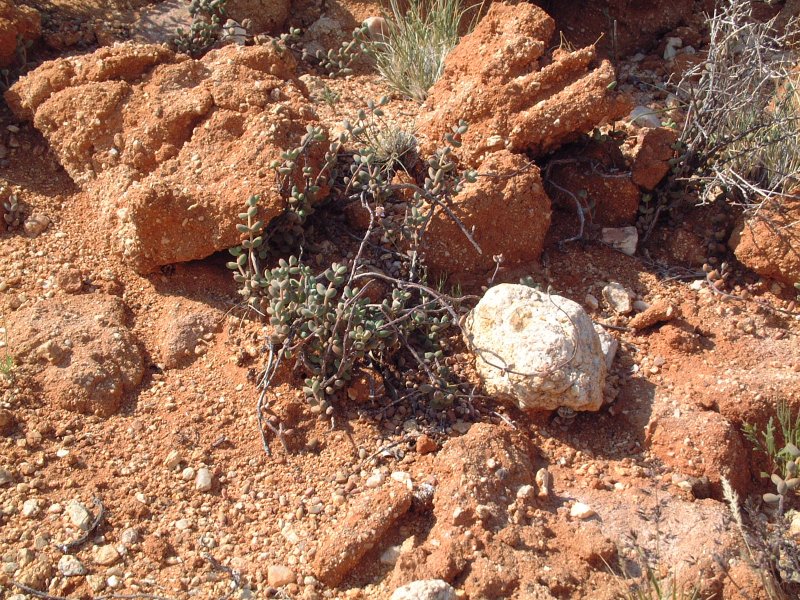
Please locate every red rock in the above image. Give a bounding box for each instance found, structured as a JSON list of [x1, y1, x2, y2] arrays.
[[624, 127, 677, 190], [313, 480, 413, 587], [416, 2, 632, 167], [730, 195, 800, 287], [422, 150, 551, 277], [0, 1, 40, 69], [6, 42, 326, 273]]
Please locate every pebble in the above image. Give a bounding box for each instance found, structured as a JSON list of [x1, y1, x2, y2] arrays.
[[267, 564, 296, 587], [570, 502, 596, 520], [175, 518, 191, 531], [87, 573, 107, 592], [365, 471, 385, 488], [93, 544, 121, 566], [66, 500, 92, 530], [380, 545, 401, 565], [195, 467, 213, 492], [163, 450, 182, 469], [58, 555, 87, 576], [602, 283, 634, 314], [0, 468, 12, 485], [628, 106, 662, 128], [23, 214, 50, 237], [535, 468, 552, 498], [22, 498, 41, 518], [390, 580, 456, 600], [601, 226, 638, 256], [120, 527, 140, 546], [415, 434, 437, 455], [182, 467, 195, 481], [584, 294, 599, 311]]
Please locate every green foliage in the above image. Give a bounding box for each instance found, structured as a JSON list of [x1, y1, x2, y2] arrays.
[[228, 101, 479, 413], [308, 24, 370, 77], [174, 0, 228, 58], [361, 0, 481, 102], [744, 401, 800, 509]]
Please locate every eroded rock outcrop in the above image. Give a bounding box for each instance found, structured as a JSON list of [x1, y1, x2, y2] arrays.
[[6, 42, 325, 272], [6, 295, 144, 416], [0, 0, 40, 68], [464, 284, 607, 412], [416, 1, 631, 167], [730, 195, 800, 287], [422, 151, 551, 276]]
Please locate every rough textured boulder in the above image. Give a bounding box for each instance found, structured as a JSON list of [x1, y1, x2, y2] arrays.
[[730, 196, 800, 287], [6, 295, 144, 416], [464, 284, 607, 412], [646, 406, 751, 497], [156, 298, 221, 369], [6, 42, 325, 273], [623, 126, 678, 191], [0, 0, 40, 68], [422, 151, 551, 277], [416, 1, 631, 167], [390, 580, 456, 600]]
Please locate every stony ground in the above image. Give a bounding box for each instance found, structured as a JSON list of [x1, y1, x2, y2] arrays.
[[0, 1, 799, 600]]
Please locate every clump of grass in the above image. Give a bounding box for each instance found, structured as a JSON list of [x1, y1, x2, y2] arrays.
[[362, 0, 482, 102], [674, 0, 800, 206]]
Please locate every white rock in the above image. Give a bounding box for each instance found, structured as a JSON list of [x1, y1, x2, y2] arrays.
[[390, 471, 413, 490], [380, 545, 401, 565], [365, 470, 385, 488], [570, 502, 596, 520], [628, 106, 662, 128], [120, 527, 140, 546], [163, 450, 182, 469], [601, 226, 638, 256], [390, 579, 456, 600], [66, 500, 92, 530], [58, 555, 87, 576], [464, 284, 607, 412], [584, 294, 599, 311], [22, 498, 41, 518], [195, 467, 213, 492], [93, 544, 120, 566], [593, 325, 619, 370], [602, 282, 633, 314]]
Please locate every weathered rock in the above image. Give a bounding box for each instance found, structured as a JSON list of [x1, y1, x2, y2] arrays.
[[730, 195, 800, 287], [93, 545, 120, 566], [602, 282, 633, 314], [157, 299, 221, 369], [6, 295, 144, 416], [390, 580, 456, 600], [593, 324, 619, 370], [422, 150, 551, 277], [623, 126, 678, 190], [58, 555, 86, 577], [66, 500, 93, 530], [0, 407, 15, 435], [6, 42, 326, 273], [0, 1, 40, 68], [417, 2, 631, 167], [601, 226, 638, 256], [16, 556, 54, 589], [629, 299, 678, 331], [225, 0, 290, 34], [267, 564, 295, 587], [313, 480, 413, 586], [647, 407, 750, 497], [464, 284, 606, 412], [195, 467, 213, 492]]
